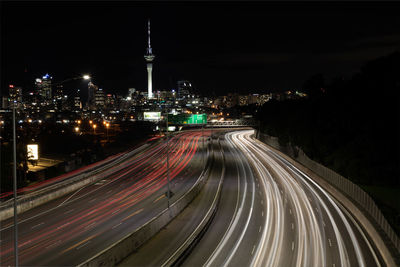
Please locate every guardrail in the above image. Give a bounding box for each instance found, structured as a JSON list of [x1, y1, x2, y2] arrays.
[[258, 133, 400, 254]]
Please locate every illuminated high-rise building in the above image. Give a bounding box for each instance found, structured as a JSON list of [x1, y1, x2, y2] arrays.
[[40, 73, 52, 100], [87, 82, 99, 109], [95, 88, 105, 108], [8, 84, 23, 109], [177, 80, 192, 99], [144, 19, 155, 99]]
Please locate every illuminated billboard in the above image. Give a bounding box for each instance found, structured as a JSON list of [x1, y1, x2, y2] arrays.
[[144, 112, 161, 121], [27, 144, 39, 160]]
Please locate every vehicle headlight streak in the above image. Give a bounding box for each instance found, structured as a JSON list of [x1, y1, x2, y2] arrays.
[[225, 130, 379, 267]]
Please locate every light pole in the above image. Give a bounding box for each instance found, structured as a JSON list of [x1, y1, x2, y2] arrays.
[[166, 109, 170, 209], [202, 123, 205, 169], [12, 107, 18, 266], [106, 123, 109, 142]]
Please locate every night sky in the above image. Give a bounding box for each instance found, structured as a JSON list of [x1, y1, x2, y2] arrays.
[[1, 1, 399, 97]]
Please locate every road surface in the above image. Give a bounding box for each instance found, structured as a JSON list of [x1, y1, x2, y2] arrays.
[[0, 130, 209, 266], [184, 130, 383, 267]]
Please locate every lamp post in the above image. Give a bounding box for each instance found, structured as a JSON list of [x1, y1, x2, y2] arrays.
[[166, 109, 170, 209], [12, 107, 18, 266], [106, 123, 109, 142], [202, 123, 205, 169]]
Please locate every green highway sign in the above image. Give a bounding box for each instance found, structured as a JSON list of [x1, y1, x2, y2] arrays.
[[168, 113, 207, 125]]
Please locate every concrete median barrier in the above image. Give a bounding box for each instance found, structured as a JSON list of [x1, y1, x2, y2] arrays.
[[78, 141, 214, 267]]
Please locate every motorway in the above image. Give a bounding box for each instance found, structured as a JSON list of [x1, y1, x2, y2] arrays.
[[0, 130, 209, 266], [0, 129, 389, 266], [183, 130, 383, 267]]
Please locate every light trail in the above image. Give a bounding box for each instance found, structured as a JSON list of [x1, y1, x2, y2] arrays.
[[0, 130, 209, 266], [220, 130, 381, 267]]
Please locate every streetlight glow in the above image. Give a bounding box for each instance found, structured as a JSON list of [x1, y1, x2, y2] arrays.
[[83, 75, 91, 80]]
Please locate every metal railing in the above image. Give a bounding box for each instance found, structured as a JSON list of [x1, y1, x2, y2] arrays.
[[259, 133, 400, 253]]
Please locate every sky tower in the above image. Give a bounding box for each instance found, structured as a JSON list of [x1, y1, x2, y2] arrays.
[[144, 19, 155, 99]]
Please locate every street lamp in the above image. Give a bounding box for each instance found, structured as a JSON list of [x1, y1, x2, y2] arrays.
[[106, 123, 110, 142], [93, 124, 97, 134]]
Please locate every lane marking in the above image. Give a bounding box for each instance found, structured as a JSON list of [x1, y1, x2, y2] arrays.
[[291, 223, 294, 230], [328, 238, 332, 247], [251, 245, 256, 255], [89, 198, 97, 203], [289, 208, 292, 215], [112, 222, 122, 229], [46, 240, 61, 249], [57, 222, 70, 229], [31, 222, 44, 229], [76, 241, 91, 250], [64, 209, 74, 214], [261, 211, 264, 217], [61, 234, 96, 254], [85, 222, 96, 229], [259, 226, 262, 233], [112, 209, 120, 215], [122, 208, 143, 221], [153, 194, 165, 203], [292, 241, 295, 251]]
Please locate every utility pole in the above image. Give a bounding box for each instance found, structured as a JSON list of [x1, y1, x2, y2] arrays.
[[166, 110, 170, 209], [202, 124, 205, 168], [12, 107, 19, 266]]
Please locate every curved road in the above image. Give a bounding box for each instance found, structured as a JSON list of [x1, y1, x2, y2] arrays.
[[0, 130, 209, 266], [184, 130, 383, 267]]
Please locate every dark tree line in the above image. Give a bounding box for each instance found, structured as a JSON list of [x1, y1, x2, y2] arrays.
[[257, 52, 400, 234], [258, 51, 399, 187]]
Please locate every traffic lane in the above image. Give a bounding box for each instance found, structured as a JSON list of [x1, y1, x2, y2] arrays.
[[182, 136, 240, 266], [0, 136, 171, 243], [0, 131, 206, 266], [118, 135, 223, 266], [0, 139, 165, 229], [246, 132, 382, 267], [283, 157, 382, 266], [1, 132, 203, 266], [182, 133, 263, 267], [204, 131, 260, 267]]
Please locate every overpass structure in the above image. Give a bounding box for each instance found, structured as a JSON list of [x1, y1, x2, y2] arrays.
[[206, 119, 257, 127]]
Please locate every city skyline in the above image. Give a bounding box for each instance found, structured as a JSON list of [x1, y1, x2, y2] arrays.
[[1, 2, 399, 96]]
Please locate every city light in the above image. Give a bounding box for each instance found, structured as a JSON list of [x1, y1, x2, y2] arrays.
[[27, 144, 39, 160], [75, 127, 80, 133], [89, 120, 93, 124], [83, 74, 91, 80]]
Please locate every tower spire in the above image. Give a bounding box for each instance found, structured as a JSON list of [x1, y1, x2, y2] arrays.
[[144, 19, 155, 99], [147, 19, 153, 55]]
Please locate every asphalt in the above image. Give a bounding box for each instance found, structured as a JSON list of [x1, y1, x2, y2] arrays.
[[118, 133, 225, 266], [0, 130, 207, 266], [183, 130, 384, 267]]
